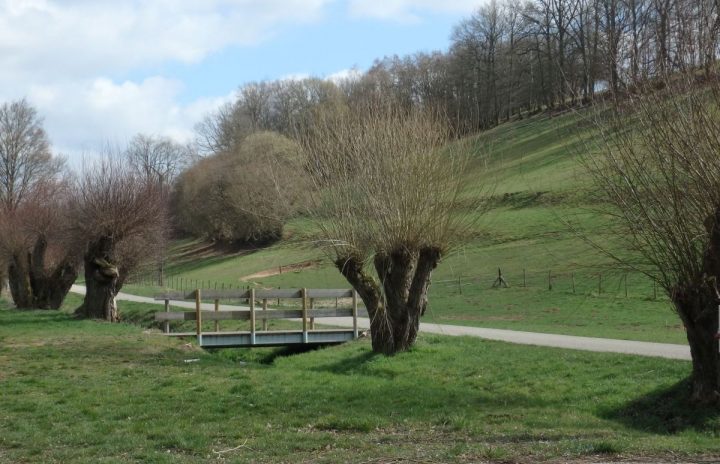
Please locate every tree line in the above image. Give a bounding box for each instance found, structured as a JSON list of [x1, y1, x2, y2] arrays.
[[192, 0, 720, 146]]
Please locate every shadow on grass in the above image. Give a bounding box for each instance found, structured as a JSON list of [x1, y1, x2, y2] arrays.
[[207, 344, 324, 365], [599, 378, 720, 434], [310, 351, 402, 380]]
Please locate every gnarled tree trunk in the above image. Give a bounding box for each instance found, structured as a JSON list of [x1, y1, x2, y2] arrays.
[[336, 246, 440, 355], [672, 286, 719, 404], [7, 237, 78, 309], [8, 252, 33, 308], [75, 237, 121, 321]]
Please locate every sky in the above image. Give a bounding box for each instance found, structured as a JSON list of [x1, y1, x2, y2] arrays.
[[0, 0, 480, 161]]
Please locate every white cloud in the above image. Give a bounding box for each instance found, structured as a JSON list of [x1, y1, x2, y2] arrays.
[[27, 77, 236, 160], [0, 0, 332, 160], [348, 0, 478, 22], [0, 0, 333, 83]]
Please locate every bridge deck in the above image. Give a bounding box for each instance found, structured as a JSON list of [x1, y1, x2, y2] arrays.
[[165, 329, 356, 347]]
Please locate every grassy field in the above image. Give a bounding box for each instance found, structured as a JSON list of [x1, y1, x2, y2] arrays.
[[123, 110, 685, 345], [0, 296, 718, 463]]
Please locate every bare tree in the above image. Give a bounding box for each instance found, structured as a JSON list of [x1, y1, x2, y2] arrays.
[[588, 75, 720, 403], [300, 102, 483, 355], [0, 181, 79, 309], [0, 98, 71, 308], [71, 157, 166, 321], [125, 134, 191, 186], [0, 98, 62, 211]]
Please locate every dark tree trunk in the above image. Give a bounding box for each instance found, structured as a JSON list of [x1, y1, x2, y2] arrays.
[[336, 246, 440, 355], [8, 252, 33, 308], [75, 237, 120, 321], [672, 287, 719, 404], [7, 237, 78, 310], [670, 207, 720, 404]]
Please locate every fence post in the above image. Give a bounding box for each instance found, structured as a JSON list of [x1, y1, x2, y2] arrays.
[[571, 273, 576, 294], [262, 298, 268, 331], [214, 299, 219, 332], [457, 276, 462, 295], [309, 297, 315, 330], [548, 270, 552, 291], [523, 268, 526, 288], [352, 290, 358, 340], [301, 288, 308, 343], [163, 299, 170, 334], [624, 273, 628, 298], [653, 280, 657, 300], [195, 289, 202, 346], [250, 288, 256, 345], [598, 273, 602, 295]]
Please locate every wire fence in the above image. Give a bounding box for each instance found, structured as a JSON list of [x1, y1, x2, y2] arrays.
[[126, 266, 663, 301], [433, 267, 662, 300]]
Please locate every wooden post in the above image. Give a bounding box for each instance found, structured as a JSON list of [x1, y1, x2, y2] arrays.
[[195, 289, 202, 345], [262, 298, 268, 331], [457, 276, 462, 295], [624, 273, 628, 298], [598, 273, 602, 295], [352, 289, 358, 339], [301, 288, 308, 343], [163, 299, 170, 334], [548, 270, 552, 291], [653, 280, 657, 300], [571, 273, 576, 294], [309, 298, 315, 330], [250, 288, 256, 345], [523, 268, 526, 287], [214, 299, 219, 332]]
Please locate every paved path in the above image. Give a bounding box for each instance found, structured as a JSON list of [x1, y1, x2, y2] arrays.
[[70, 285, 691, 361]]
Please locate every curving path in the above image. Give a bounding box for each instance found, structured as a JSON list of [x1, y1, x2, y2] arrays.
[[70, 285, 690, 361]]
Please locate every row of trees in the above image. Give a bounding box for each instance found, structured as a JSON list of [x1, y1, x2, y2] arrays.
[[0, 99, 172, 319], [194, 0, 720, 147]]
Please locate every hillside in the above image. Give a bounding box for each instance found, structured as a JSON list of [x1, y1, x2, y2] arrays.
[[125, 110, 683, 344]]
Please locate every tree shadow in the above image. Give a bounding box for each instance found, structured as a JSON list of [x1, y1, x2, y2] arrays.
[[312, 351, 379, 374], [598, 378, 720, 434]]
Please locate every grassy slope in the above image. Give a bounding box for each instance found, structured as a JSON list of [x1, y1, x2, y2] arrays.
[[128, 110, 684, 344], [0, 297, 718, 463]]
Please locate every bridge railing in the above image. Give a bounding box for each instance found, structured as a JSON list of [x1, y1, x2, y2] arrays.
[[153, 288, 366, 344]]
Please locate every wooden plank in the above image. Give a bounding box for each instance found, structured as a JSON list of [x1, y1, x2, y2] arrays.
[[306, 308, 354, 318], [305, 289, 353, 299], [154, 291, 194, 301], [197, 289, 251, 300], [255, 288, 303, 299], [155, 312, 187, 321]]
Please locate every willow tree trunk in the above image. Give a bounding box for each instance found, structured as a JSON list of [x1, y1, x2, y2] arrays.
[[336, 247, 440, 355], [6, 237, 77, 309], [75, 238, 120, 321], [8, 252, 33, 308], [673, 287, 719, 404]]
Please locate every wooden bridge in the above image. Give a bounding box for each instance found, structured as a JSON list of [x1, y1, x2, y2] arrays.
[[154, 288, 367, 348]]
